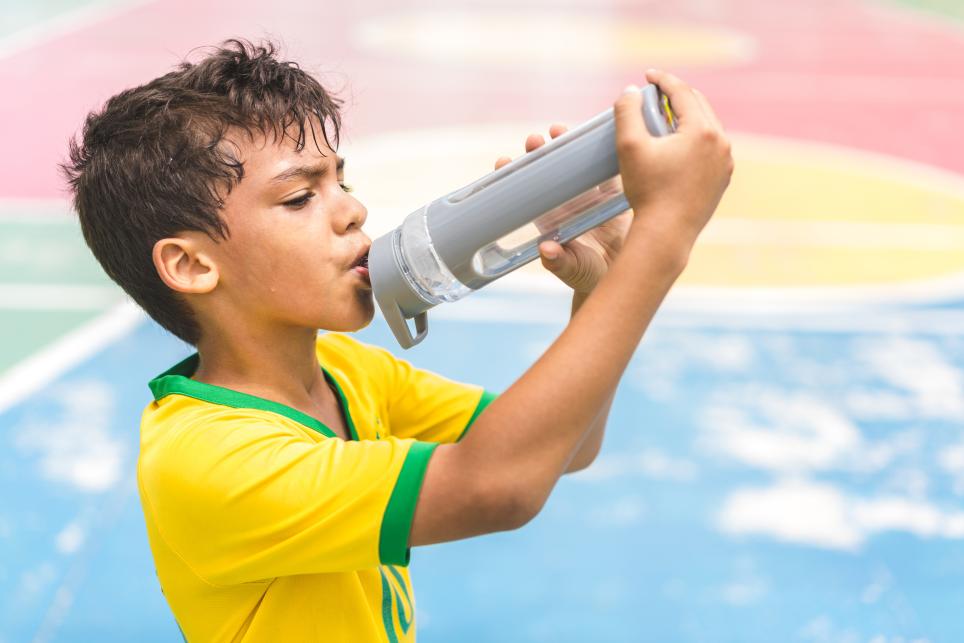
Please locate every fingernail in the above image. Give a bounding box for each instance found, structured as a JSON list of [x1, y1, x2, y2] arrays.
[[623, 84, 640, 94], [543, 248, 559, 260]]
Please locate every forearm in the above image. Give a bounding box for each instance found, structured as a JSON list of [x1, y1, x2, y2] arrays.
[[434, 222, 686, 528], [565, 290, 614, 472], [567, 390, 614, 472], [411, 225, 684, 545], [411, 72, 732, 546]]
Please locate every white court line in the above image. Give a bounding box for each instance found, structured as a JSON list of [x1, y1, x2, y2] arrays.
[[0, 0, 157, 62], [701, 219, 964, 250], [0, 284, 122, 310], [474, 265, 964, 309], [429, 284, 964, 336], [0, 198, 73, 216], [0, 301, 144, 417]]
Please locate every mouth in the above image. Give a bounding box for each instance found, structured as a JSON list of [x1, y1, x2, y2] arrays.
[[350, 245, 371, 287], [349, 244, 370, 270]]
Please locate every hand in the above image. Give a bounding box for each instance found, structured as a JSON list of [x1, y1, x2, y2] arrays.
[[614, 70, 733, 256], [494, 125, 633, 295]]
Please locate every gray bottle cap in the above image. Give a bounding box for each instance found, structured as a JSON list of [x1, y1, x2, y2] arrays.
[[368, 228, 431, 348]]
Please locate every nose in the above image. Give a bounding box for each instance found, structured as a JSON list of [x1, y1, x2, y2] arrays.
[[339, 193, 368, 233]]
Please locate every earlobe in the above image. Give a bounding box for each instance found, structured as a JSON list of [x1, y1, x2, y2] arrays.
[[153, 237, 219, 294]]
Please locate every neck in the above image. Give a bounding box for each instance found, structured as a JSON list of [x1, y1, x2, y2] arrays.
[[193, 318, 325, 405]]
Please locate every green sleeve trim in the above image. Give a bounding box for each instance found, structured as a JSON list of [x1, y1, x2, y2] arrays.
[[379, 441, 439, 566], [456, 390, 498, 443]]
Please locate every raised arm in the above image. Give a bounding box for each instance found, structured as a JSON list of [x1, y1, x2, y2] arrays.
[[410, 71, 734, 545]]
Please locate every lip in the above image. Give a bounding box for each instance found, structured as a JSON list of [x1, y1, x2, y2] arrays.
[[352, 265, 372, 288], [349, 243, 371, 272]]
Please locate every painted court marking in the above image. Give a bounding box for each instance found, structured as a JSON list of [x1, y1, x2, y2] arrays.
[[353, 10, 757, 69], [0, 0, 155, 61], [0, 302, 143, 417], [346, 127, 964, 300], [0, 0, 963, 640]]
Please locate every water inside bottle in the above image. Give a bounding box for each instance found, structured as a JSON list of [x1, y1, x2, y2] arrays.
[[396, 205, 473, 304], [472, 177, 627, 279]]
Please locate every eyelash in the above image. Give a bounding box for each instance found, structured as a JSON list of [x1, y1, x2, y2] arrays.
[[282, 183, 353, 209]]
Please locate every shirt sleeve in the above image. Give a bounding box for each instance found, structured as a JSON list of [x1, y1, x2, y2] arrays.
[[139, 412, 437, 585], [351, 339, 499, 444]]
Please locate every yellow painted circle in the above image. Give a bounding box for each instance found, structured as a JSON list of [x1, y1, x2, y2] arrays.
[[352, 10, 756, 69], [689, 134, 964, 288], [345, 127, 964, 301]]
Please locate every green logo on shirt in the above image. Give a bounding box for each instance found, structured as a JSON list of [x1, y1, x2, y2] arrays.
[[380, 566, 413, 641]]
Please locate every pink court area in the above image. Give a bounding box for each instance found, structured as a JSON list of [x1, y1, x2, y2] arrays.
[[2, 0, 964, 202]]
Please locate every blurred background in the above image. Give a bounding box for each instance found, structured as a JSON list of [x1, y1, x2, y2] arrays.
[[2, 0, 964, 641]]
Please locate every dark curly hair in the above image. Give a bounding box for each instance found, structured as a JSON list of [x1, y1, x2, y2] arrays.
[[62, 39, 343, 344]]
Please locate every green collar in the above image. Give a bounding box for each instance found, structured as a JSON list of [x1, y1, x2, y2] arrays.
[[148, 353, 357, 440]]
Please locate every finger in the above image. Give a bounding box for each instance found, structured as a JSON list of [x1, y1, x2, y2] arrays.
[[525, 133, 546, 153], [539, 239, 598, 291], [538, 240, 579, 279], [692, 88, 725, 132], [539, 240, 564, 262], [548, 123, 568, 139], [613, 84, 650, 150], [644, 69, 706, 130], [494, 155, 512, 170]]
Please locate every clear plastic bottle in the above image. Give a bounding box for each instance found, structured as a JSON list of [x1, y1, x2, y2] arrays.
[[395, 204, 472, 305], [471, 176, 627, 279], [369, 84, 677, 347]]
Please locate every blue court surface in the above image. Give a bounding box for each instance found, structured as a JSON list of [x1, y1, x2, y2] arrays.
[[3, 0, 964, 641]]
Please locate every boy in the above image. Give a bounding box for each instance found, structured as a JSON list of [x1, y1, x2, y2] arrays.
[[63, 40, 731, 642]]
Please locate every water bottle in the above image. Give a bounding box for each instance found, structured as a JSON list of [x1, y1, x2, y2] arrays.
[[368, 84, 677, 348]]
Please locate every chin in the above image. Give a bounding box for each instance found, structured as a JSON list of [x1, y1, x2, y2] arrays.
[[318, 296, 375, 333]]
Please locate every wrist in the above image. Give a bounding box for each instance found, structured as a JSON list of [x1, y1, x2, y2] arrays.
[[571, 289, 591, 315], [624, 216, 693, 277]]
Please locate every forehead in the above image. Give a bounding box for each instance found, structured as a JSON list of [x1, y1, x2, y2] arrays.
[[229, 122, 341, 182]]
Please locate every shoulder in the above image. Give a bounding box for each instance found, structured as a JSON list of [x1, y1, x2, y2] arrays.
[[139, 397, 308, 496]]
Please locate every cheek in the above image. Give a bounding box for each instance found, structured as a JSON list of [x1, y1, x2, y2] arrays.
[[224, 215, 322, 274], [216, 208, 358, 316]]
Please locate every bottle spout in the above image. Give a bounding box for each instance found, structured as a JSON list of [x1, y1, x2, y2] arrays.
[[368, 228, 433, 348]]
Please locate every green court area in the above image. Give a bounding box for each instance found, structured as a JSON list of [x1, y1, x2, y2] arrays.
[[0, 0, 140, 40], [894, 0, 964, 19], [0, 0, 109, 38], [0, 203, 123, 375]]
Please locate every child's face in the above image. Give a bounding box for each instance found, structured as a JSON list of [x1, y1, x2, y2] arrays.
[[205, 124, 374, 334]]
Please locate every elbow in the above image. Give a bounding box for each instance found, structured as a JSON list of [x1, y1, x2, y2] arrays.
[[473, 479, 545, 532], [565, 457, 593, 474], [566, 443, 602, 474], [500, 489, 543, 531]]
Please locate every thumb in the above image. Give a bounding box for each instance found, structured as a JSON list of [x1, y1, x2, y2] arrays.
[[613, 84, 655, 209], [539, 240, 580, 280], [613, 84, 647, 146]]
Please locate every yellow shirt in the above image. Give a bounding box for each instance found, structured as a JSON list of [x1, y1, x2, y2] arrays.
[[138, 332, 496, 643]]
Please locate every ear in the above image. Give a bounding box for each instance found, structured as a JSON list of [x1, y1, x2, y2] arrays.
[[152, 235, 219, 294]]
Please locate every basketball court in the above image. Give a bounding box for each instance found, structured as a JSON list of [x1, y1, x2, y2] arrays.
[[1, 0, 963, 640]]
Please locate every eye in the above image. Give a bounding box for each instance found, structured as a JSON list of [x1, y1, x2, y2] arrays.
[[282, 191, 314, 209], [339, 182, 353, 193]]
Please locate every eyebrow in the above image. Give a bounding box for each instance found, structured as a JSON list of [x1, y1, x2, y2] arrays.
[[269, 155, 345, 185]]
